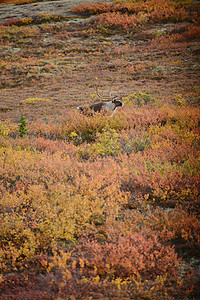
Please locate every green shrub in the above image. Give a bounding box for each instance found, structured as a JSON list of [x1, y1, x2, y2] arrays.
[[19, 114, 28, 138], [78, 128, 151, 159], [123, 92, 155, 106], [89, 128, 122, 157]]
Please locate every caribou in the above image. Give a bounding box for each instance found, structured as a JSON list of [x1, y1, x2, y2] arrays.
[[77, 81, 124, 116]]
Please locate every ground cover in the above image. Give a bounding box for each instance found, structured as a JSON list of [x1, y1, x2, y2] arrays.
[[0, 0, 200, 298]]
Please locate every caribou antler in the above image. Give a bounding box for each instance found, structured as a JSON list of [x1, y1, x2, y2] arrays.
[[95, 79, 115, 100], [95, 83, 104, 99], [108, 79, 115, 98]]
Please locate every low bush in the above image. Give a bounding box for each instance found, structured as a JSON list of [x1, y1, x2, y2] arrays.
[[0, 0, 200, 293], [73, 0, 199, 31], [77, 231, 181, 280]]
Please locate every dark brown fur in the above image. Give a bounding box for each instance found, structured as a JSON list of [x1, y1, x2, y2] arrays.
[[77, 98, 123, 115]]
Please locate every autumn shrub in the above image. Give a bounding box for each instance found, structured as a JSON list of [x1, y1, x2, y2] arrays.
[[97, 12, 138, 30], [129, 158, 199, 208], [120, 129, 151, 154], [76, 230, 181, 280], [28, 110, 127, 142], [144, 206, 200, 254], [0, 209, 48, 273], [3, 14, 68, 27], [25, 104, 169, 155], [0, 0, 43, 3], [173, 93, 187, 106], [171, 24, 200, 42], [77, 127, 151, 160], [21, 97, 50, 104], [149, 24, 200, 53], [167, 105, 200, 131], [12, 136, 75, 154], [186, 86, 200, 106], [118, 105, 200, 208], [96, 8, 191, 31], [72, 0, 193, 19], [72, 2, 112, 16], [0, 123, 9, 137], [122, 144, 199, 208], [41, 105, 169, 142], [1, 0, 200, 296], [0, 264, 197, 299], [123, 91, 155, 106], [144, 157, 199, 207], [0, 102, 199, 298], [0, 23, 64, 42], [73, 0, 199, 31], [77, 128, 121, 159], [0, 145, 129, 272]]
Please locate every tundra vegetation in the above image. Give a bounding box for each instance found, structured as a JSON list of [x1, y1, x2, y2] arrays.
[[0, 0, 200, 298]]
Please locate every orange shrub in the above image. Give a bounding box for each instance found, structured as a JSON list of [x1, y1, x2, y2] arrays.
[[76, 231, 180, 280], [72, 2, 112, 15], [97, 12, 138, 30], [147, 207, 200, 248], [73, 0, 198, 31]]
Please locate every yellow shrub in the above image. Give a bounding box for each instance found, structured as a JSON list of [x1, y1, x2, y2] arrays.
[[0, 123, 9, 137], [173, 94, 186, 106], [22, 97, 50, 104]]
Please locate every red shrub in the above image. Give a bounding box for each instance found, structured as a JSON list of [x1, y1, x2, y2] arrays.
[[72, 2, 112, 15], [77, 231, 180, 280]]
